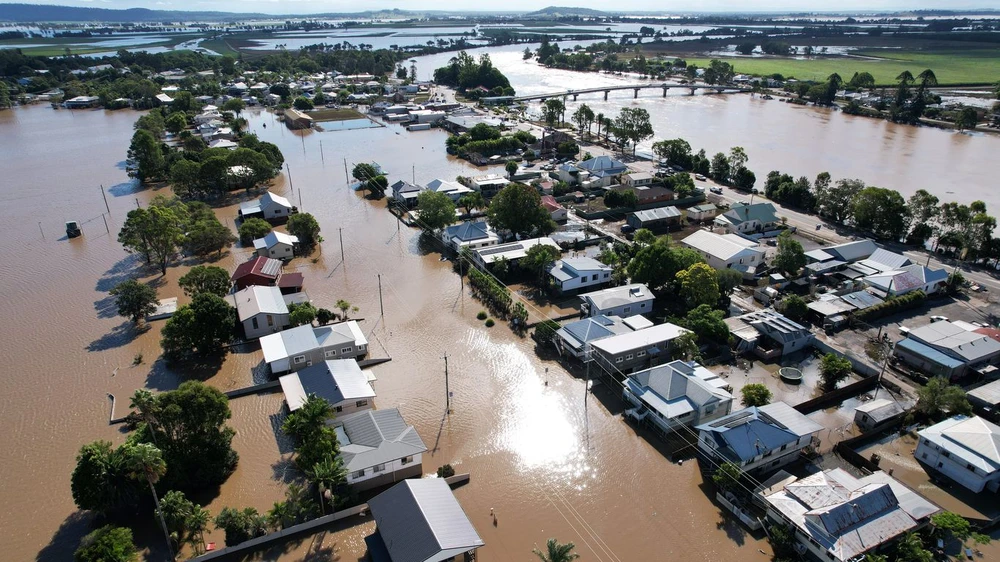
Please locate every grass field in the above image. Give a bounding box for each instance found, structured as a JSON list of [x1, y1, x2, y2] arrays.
[[677, 48, 1000, 86], [308, 108, 366, 122], [198, 37, 240, 58]]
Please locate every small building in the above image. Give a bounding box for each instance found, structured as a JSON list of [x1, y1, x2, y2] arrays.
[[425, 178, 474, 201], [968, 379, 1000, 413], [579, 283, 654, 318], [364, 478, 484, 562], [335, 408, 426, 491], [470, 174, 509, 198], [232, 256, 281, 289], [539, 195, 567, 222], [155, 93, 174, 105], [576, 155, 627, 187], [260, 321, 368, 373], [681, 230, 764, 279], [762, 468, 939, 562], [687, 203, 718, 222], [390, 180, 425, 208], [279, 359, 375, 415], [893, 320, 1000, 380], [696, 401, 823, 476], [611, 184, 675, 207], [548, 257, 613, 294], [283, 108, 314, 130], [239, 191, 295, 222], [623, 360, 733, 436], [440, 221, 500, 252], [626, 207, 682, 231], [409, 109, 445, 124], [253, 231, 299, 260], [208, 139, 238, 150], [63, 95, 101, 109], [713, 202, 780, 234], [854, 398, 906, 432], [555, 315, 635, 359], [472, 237, 560, 268], [227, 285, 305, 339], [591, 322, 690, 374], [623, 172, 656, 187], [915, 415, 1000, 493], [725, 310, 813, 359]]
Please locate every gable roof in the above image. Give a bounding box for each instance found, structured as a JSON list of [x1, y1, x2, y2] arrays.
[[260, 324, 321, 363], [425, 178, 470, 195], [335, 408, 427, 471], [231, 285, 287, 320], [682, 230, 762, 261], [261, 191, 292, 209], [918, 415, 1000, 473], [231, 256, 282, 282], [556, 315, 633, 351], [632, 207, 681, 222], [577, 155, 626, 173], [859, 248, 911, 272], [810, 239, 879, 263], [855, 398, 905, 423], [367, 478, 484, 562], [549, 257, 611, 282], [591, 323, 689, 356], [697, 402, 822, 463], [580, 283, 653, 312], [254, 230, 299, 250], [908, 321, 1000, 362], [721, 202, 779, 225], [443, 221, 491, 242], [626, 360, 732, 420], [278, 359, 375, 411]]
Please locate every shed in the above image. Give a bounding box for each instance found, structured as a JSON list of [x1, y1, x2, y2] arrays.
[[854, 398, 905, 432], [626, 207, 682, 231]]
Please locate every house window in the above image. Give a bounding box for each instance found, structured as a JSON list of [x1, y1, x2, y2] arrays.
[[592, 275, 598, 282], [603, 273, 609, 278], [401, 456, 413, 465], [356, 400, 369, 408], [352, 470, 365, 479], [967, 463, 976, 471], [921, 452, 928, 459], [640, 303, 647, 308], [252, 317, 259, 330], [325, 350, 336, 358], [293, 356, 306, 364], [373, 464, 385, 473], [342, 347, 352, 354], [624, 307, 631, 314], [615, 357, 624, 364], [334, 406, 343, 413], [625, 354, 633, 361], [705, 405, 716, 415], [266, 315, 274, 327], [637, 351, 646, 358]]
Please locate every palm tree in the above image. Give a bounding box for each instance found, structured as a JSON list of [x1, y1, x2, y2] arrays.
[[281, 394, 335, 442], [129, 389, 160, 445], [186, 506, 210, 555], [305, 457, 347, 514], [596, 112, 604, 138], [125, 443, 172, 558], [533, 538, 580, 562], [896, 70, 915, 86]]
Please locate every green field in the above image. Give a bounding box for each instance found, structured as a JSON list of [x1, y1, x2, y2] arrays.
[[679, 49, 1000, 86], [0, 33, 204, 57], [308, 108, 366, 122]]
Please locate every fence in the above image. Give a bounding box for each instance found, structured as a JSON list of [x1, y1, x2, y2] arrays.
[[716, 492, 763, 531], [812, 338, 880, 377], [793, 375, 878, 415]]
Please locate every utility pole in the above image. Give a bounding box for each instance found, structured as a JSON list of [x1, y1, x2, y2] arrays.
[[320, 140, 325, 164], [102, 214, 109, 234], [298, 190, 302, 211], [412, 164, 415, 184], [344, 158, 349, 183], [377, 273, 384, 317], [38, 221, 44, 240], [338, 227, 345, 262], [135, 197, 140, 209], [444, 353, 450, 414], [286, 163, 294, 195], [100, 184, 110, 214]]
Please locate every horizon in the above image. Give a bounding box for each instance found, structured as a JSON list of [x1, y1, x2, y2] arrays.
[[2, 1, 1000, 17]]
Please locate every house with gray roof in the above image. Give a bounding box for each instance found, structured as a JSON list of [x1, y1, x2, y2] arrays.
[[968, 379, 1000, 412], [555, 315, 635, 359], [278, 359, 375, 415], [334, 408, 427, 491], [893, 320, 1000, 380], [681, 230, 764, 279], [623, 360, 733, 436], [854, 398, 906, 432], [591, 322, 690, 374], [260, 321, 368, 373], [253, 230, 299, 260], [626, 207, 682, 231], [915, 415, 1000, 493], [365, 478, 484, 562], [863, 263, 948, 297], [725, 310, 813, 359], [440, 221, 499, 251], [576, 155, 627, 184], [391, 180, 425, 208], [424, 178, 473, 201], [579, 283, 654, 318], [696, 401, 823, 475], [226, 285, 309, 339], [713, 202, 780, 234], [762, 468, 939, 562], [471, 237, 560, 268], [548, 257, 613, 294]]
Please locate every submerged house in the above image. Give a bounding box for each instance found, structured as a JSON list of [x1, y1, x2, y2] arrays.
[[335, 408, 427, 491], [548, 257, 613, 294], [915, 415, 1000, 493], [725, 310, 814, 359], [230, 256, 304, 293], [440, 221, 500, 252], [623, 360, 733, 436], [253, 231, 299, 260], [279, 359, 376, 415], [227, 285, 309, 339], [579, 283, 654, 318], [713, 202, 780, 234], [239, 191, 295, 222], [554, 315, 639, 359], [260, 321, 368, 373], [893, 320, 1000, 380]]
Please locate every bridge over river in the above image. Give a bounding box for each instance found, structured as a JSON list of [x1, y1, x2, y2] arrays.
[[511, 82, 750, 103]]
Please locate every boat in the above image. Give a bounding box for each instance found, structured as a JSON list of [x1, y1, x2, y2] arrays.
[[66, 220, 82, 238]]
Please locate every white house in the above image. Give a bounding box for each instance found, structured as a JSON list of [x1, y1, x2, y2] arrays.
[[696, 401, 823, 476], [425, 178, 473, 201], [576, 155, 628, 188], [440, 221, 500, 251], [713, 202, 780, 234], [279, 359, 376, 415], [472, 237, 560, 268], [579, 283, 654, 318], [681, 230, 764, 278], [687, 203, 718, 222], [591, 322, 690, 374], [390, 180, 424, 208], [554, 315, 636, 359], [253, 231, 299, 260], [623, 360, 733, 436], [623, 172, 655, 187], [470, 174, 509, 198], [854, 398, 905, 432], [763, 468, 939, 562], [334, 408, 427, 491], [548, 257, 613, 294], [915, 415, 1000, 493], [239, 191, 295, 222], [260, 321, 368, 373], [227, 285, 307, 339]]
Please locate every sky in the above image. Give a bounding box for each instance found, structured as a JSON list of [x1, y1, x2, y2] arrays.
[[6, 0, 1000, 15]]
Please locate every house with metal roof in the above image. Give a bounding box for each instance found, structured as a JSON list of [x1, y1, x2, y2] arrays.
[[470, 174, 510, 198], [425, 178, 474, 201], [440, 221, 499, 252], [230, 256, 304, 294], [365, 478, 484, 562], [681, 230, 764, 278], [863, 263, 948, 297], [626, 207, 682, 231], [687, 203, 718, 222], [854, 398, 906, 432], [253, 230, 299, 260], [968, 379, 1000, 413], [391, 180, 425, 208], [548, 257, 613, 294], [623, 360, 733, 436], [805, 239, 879, 265], [893, 320, 1000, 380], [471, 237, 560, 268], [724, 310, 814, 359], [334, 408, 426, 491], [554, 315, 635, 359], [696, 401, 823, 475], [916, 415, 1000, 493], [226, 285, 308, 339], [278, 359, 375, 415], [713, 202, 780, 234], [260, 321, 368, 373], [762, 468, 939, 562], [591, 322, 690, 374], [540, 195, 568, 222], [579, 283, 654, 318]]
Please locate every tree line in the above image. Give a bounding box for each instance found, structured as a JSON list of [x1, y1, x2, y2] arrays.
[[433, 51, 515, 100]]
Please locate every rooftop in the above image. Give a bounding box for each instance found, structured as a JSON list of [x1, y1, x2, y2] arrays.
[[580, 283, 653, 312], [254, 230, 299, 250], [231, 256, 282, 282], [719, 202, 779, 225], [334, 408, 427, 472], [631, 207, 681, 222], [967, 379, 1000, 407], [682, 230, 761, 261], [907, 321, 1000, 362], [278, 359, 375, 411], [474, 237, 560, 264], [918, 415, 1000, 474], [549, 257, 612, 282], [626, 360, 732, 420], [697, 401, 823, 463], [591, 322, 689, 356], [230, 285, 287, 320], [556, 315, 634, 352], [854, 398, 905, 423]]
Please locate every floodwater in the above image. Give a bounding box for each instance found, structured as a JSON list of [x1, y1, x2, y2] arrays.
[[414, 45, 1000, 210]]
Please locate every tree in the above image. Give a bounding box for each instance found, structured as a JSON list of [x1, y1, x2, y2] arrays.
[[74, 525, 137, 562], [158, 490, 210, 553], [741, 383, 772, 407], [905, 189, 940, 245], [816, 178, 864, 223], [293, 96, 314, 110], [571, 103, 594, 135], [684, 304, 728, 342], [487, 183, 555, 238], [351, 163, 378, 184], [165, 112, 188, 134], [851, 187, 909, 240], [504, 160, 519, 180], [709, 152, 730, 183], [71, 441, 141, 514], [712, 461, 743, 493], [732, 167, 756, 191], [717, 268, 743, 296], [778, 295, 808, 321], [955, 107, 978, 131], [126, 129, 164, 182], [169, 159, 202, 198], [160, 293, 235, 359], [819, 353, 852, 390], [288, 302, 318, 327], [894, 532, 933, 562], [848, 71, 876, 90], [316, 308, 335, 325], [109, 279, 158, 323], [184, 217, 236, 257], [458, 192, 486, 214], [612, 107, 654, 155], [214, 507, 268, 547], [931, 511, 971, 542], [916, 377, 972, 422], [417, 190, 457, 231], [336, 299, 357, 320], [676, 263, 720, 309], [118, 205, 183, 275], [124, 443, 171, 557], [522, 244, 561, 285], [238, 217, 272, 245], [178, 265, 230, 298], [671, 331, 701, 362], [0, 81, 10, 110], [627, 240, 704, 291], [652, 138, 693, 169], [287, 213, 321, 247], [222, 97, 245, 113], [633, 228, 656, 246], [533, 538, 580, 562], [306, 456, 347, 514], [773, 231, 806, 276], [728, 146, 748, 176], [543, 98, 565, 127], [735, 42, 756, 55], [282, 394, 340, 471]]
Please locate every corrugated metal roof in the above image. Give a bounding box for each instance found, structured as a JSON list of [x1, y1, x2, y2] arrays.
[[855, 398, 905, 422], [335, 408, 427, 471], [722, 202, 778, 225], [367, 479, 484, 562], [232, 285, 287, 320], [968, 379, 1000, 406], [279, 359, 375, 411], [626, 360, 732, 420], [681, 230, 763, 261], [580, 283, 653, 312], [631, 207, 681, 222], [894, 337, 965, 369], [907, 321, 1000, 362], [918, 415, 1000, 472], [591, 323, 689, 356]]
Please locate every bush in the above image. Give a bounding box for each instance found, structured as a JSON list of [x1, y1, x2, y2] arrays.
[[437, 464, 455, 478], [316, 308, 335, 325], [534, 320, 561, 343], [854, 290, 925, 322], [477, 311, 488, 320], [485, 318, 495, 327], [820, 353, 853, 390]]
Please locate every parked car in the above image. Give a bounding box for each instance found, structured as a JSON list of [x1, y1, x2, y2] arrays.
[[621, 224, 635, 234], [695, 174, 707, 181], [930, 316, 949, 323], [710, 186, 723, 194]]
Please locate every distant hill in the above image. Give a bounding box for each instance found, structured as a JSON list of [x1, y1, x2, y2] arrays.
[[0, 4, 269, 22], [523, 6, 610, 18]]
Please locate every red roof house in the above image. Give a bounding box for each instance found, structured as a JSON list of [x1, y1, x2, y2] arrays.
[[231, 256, 282, 289]]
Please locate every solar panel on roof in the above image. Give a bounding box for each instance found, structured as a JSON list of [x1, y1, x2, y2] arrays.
[[478, 243, 523, 256], [709, 410, 754, 427]]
